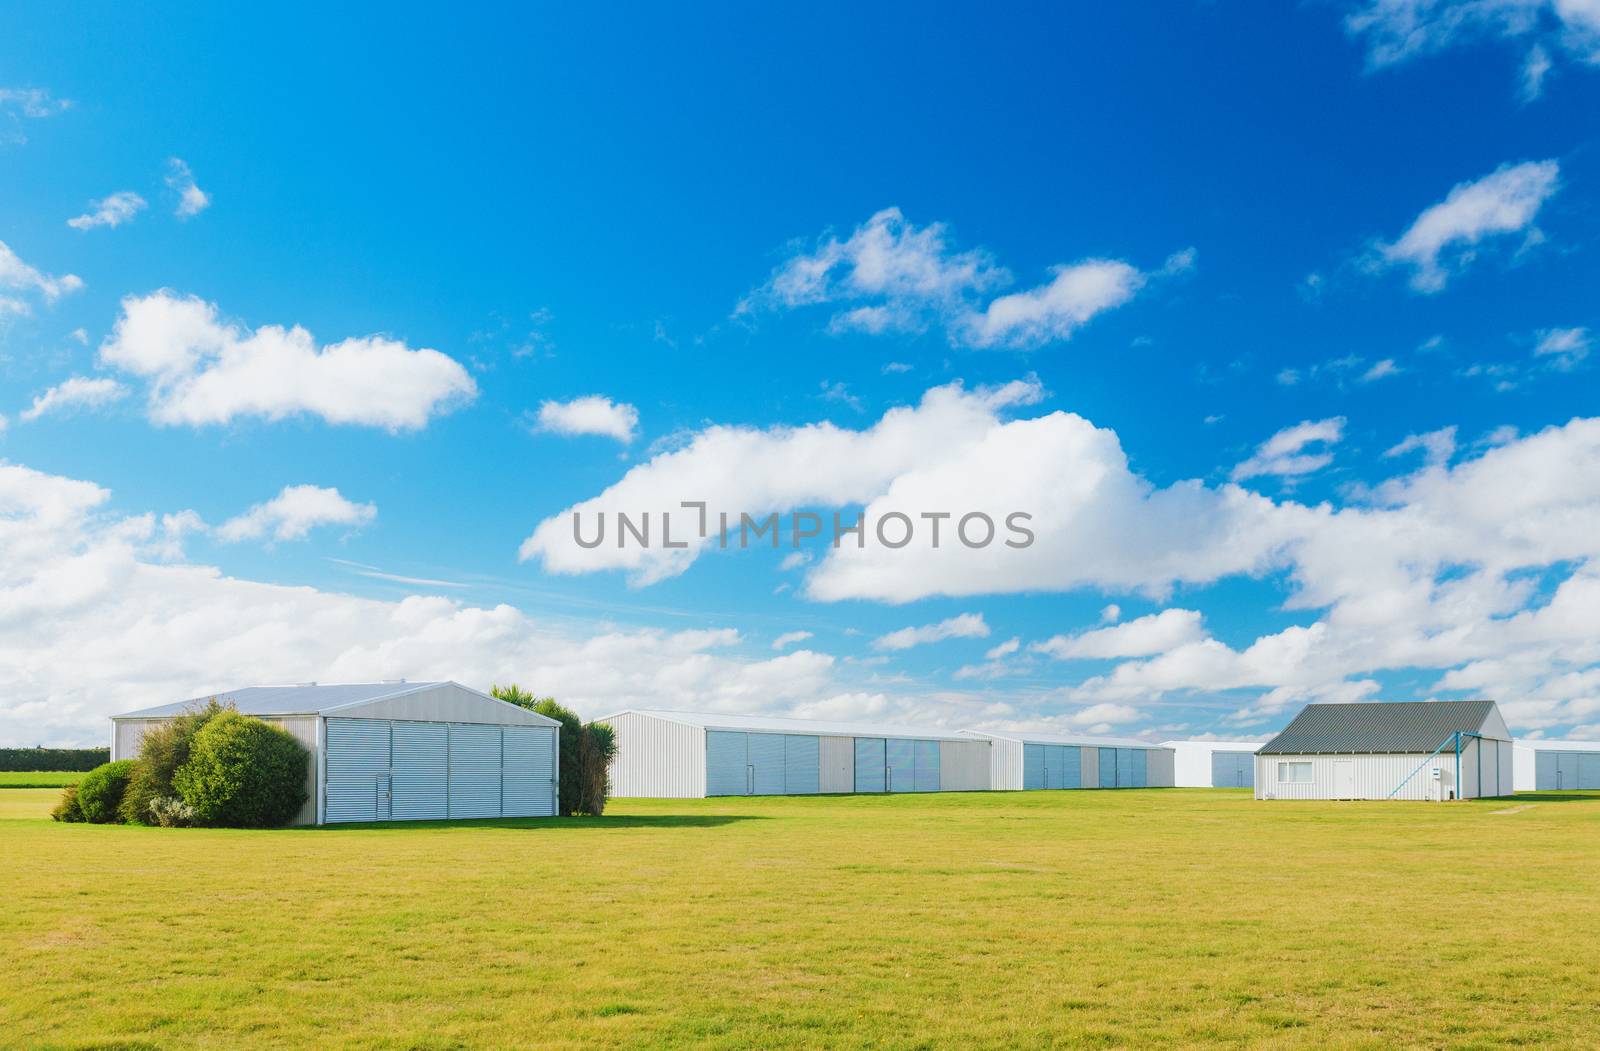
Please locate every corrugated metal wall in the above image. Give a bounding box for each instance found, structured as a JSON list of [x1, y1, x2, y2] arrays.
[[1146, 747, 1176, 788], [391, 721, 448, 821], [1254, 746, 1515, 801], [608, 712, 707, 798], [1536, 750, 1600, 789], [886, 737, 916, 792], [853, 737, 887, 793], [266, 716, 320, 825], [784, 735, 821, 795], [819, 735, 854, 793], [502, 725, 559, 817], [938, 739, 991, 791], [1080, 746, 1099, 788]]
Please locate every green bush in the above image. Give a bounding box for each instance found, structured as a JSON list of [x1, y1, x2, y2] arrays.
[[51, 784, 85, 822], [121, 700, 228, 825], [493, 685, 614, 816], [74, 760, 137, 823], [577, 720, 617, 816], [173, 711, 309, 828]]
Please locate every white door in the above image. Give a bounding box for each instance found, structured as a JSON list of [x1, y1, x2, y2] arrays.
[[1333, 761, 1355, 800]]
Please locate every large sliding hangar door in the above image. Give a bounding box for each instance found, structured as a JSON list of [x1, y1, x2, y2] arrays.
[[706, 730, 946, 796], [1210, 750, 1255, 788], [325, 718, 558, 822], [1535, 750, 1600, 790]]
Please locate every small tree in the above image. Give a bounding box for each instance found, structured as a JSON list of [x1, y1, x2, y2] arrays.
[[174, 711, 309, 828], [74, 760, 138, 823], [121, 699, 228, 825], [577, 721, 617, 816]]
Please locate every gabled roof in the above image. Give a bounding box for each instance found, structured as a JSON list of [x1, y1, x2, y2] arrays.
[[961, 729, 1164, 749], [1258, 700, 1504, 755], [603, 708, 974, 743], [115, 681, 448, 719]]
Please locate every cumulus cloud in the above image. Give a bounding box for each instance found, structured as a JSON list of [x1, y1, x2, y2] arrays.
[[67, 191, 146, 231], [1346, 0, 1600, 98], [0, 462, 886, 745], [1375, 160, 1560, 293], [216, 484, 377, 543], [98, 291, 476, 430], [1033, 609, 1206, 660], [737, 207, 1181, 350], [1231, 417, 1346, 482], [18, 376, 128, 422], [1384, 425, 1458, 466], [873, 613, 990, 651], [772, 630, 814, 650], [534, 395, 639, 443], [0, 238, 83, 309], [165, 158, 210, 218]]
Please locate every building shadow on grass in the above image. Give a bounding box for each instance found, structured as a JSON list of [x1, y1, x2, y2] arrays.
[[1500, 791, 1600, 804], [308, 814, 767, 832]]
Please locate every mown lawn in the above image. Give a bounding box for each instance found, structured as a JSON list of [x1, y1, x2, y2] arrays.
[[0, 770, 84, 788], [3, 788, 1599, 1049]]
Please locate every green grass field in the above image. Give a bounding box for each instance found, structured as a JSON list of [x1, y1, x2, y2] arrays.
[[0, 770, 85, 788], [4, 787, 1599, 1049]]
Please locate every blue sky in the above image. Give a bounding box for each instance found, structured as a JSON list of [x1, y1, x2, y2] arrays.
[[4, 3, 1600, 745]]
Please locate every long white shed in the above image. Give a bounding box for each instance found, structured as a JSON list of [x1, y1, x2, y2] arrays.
[[603, 709, 992, 798], [111, 681, 559, 825], [1162, 740, 1264, 788], [1513, 739, 1600, 791], [960, 730, 1175, 790]]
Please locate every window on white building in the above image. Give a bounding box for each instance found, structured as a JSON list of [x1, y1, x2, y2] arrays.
[[1277, 761, 1312, 783]]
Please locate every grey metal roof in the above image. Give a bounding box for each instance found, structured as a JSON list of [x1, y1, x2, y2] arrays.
[[1258, 701, 1502, 755], [113, 681, 447, 719], [604, 708, 975, 743], [961, 729, 1164, 749]]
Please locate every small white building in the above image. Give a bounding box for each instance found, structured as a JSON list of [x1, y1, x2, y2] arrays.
[[1255, 700, 1513, 801], [1162, 740, 1264, 788], [111, 681, 560, 825], [603, 709, 992, 798], [1513, 739, 1600, 791], [959, 730, 1174, 791]]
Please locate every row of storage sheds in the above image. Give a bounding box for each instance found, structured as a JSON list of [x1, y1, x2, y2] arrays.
[[1513, 739, 1600, 791], [1254, 700, 1514, 801], [1162, 740, 1265, 788], [959, 730, 1174, 791], [111, 682, 560, 825]]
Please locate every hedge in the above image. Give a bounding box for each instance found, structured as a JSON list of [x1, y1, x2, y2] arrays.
[[0, 747, 110, 772]]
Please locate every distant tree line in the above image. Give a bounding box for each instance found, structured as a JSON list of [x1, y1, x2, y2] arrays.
[[1, 747, 110, 772]]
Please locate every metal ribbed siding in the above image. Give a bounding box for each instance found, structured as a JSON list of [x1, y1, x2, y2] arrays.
[[938, 740, 991, 791], [326, 718, 391, 822], [503, 725, 558, 817], [447, 724, 502, 818], [1023, 744, 1045, 789], [1255, 746, 1514, 800], [1537, 750, 1600, 790], [784, 735, 821, 795], [1211, 751, 1253, 788], [391, 721, 449, 820], [1127, 748, 1146, 788], [886, 738, 916, 792], [819, 735, 854, 793], [913, 739, 941, 792], [705, 730, 748, 796], [748, 732, 786, 794], [607, 711, 706, 798], [854, 737, 887, 793], [1098, 748, 1117, 788]]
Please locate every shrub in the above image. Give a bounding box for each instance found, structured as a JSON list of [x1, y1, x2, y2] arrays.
[[173, 711, 309, 828], [147, 796, 199, 827], [121, 700, 228, 825], [51, 784, 85, 822], [577, 721, 617, 816], [75, 760, 137, 823]]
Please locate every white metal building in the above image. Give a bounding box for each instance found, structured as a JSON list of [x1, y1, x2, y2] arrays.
[[1513, 739, 1600, 791], [603, 709, 992, 797], [111, 681, 559, 825], [959, 730, 1175, 791], [1255, 700, 1514, 801], [1162, 740, 1264, 788]]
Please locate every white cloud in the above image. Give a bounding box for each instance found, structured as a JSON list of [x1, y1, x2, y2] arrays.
[[534, 395, 639, 443], [18, 376, 129, 422], [737, 207, 1176, 349], [772, 630, 814, 650], [217, 485, 377, 544], [1384, 425, 1457, 466], [67, 191, 146, 231], [166, 158, 210, 218], [873, 613, 989, 651], [1362, 358, 1401, 381], [0, 87, 70, 144], [1347, 0, 1600, 97], [1033, 609, 1205, 660], [0, 238, 83, 308], [1534, 325, 1590, 368], [0, 462, 883, 745], [985, 637, 1021, 660], [1376, 160, 1560, 293], [1100, 603, 1122, 623], [1232, 417, 1346, 481], [99, 291, 476, 431], [777, 551, 811, 571]]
